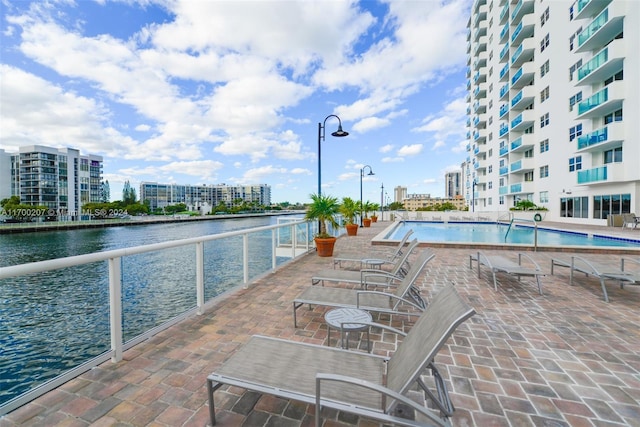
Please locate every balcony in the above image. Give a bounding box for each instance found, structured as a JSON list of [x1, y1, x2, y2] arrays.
[[473, 82, 487, 99], [509, 157, 535, 173], [473, 113, 487, 128], [510, 14, 535, 45], [510, 62, 535, 89], [499, 83, 509, 100], [511, 0, 534, 24], [575, 40, 624, 86], [577, 163, 624, 184], [473, 129, 487, 142], [510, 110, 535, 132], [473, 51, 488, 70], [576, 81, 624, 119], [499, 63, 510, 81], [510, 86, 535, 110], [575, 0, 613, 22], [473, 69, 487, 84], [499, 22, 509, 41], [499, 185, 509, 195], [500, 144, 509, 156], [499, 104, 509, 118], [473, 98, 487, 113], [499, 166, 509, 176], [510, 37, 535, 68], [499, 3, 509, 24], [577, 122, 624, 152], [499, 43, 510, 63], [499, 123, 509, 137], [510, 134, 535, 153], [576, 3, 624, 53], [509, 181, 534, 195], [474, 35, 488, 54]]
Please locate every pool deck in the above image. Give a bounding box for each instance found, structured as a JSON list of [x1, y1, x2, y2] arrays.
[[2, 220, 640, 426]]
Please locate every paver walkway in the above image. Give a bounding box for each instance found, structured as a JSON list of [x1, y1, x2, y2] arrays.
[[2, 221, 640, 426]]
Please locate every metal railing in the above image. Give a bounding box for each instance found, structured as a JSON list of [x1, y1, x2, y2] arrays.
[[0, 219, 324, 415], [504, 217, 539, 250]]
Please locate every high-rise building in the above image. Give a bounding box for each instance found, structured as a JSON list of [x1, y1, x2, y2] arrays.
[[393, 186, 408, 204], [0, 145, 103, 219], [445, 171, 462, 199], [139, 182, 271, 213], [466, 0, 639, 224]]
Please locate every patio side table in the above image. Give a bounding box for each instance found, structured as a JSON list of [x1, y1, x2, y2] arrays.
[[324, 308, 372, 352]]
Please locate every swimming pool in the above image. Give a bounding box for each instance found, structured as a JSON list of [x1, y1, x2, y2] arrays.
[[382, 221, 640, 250]]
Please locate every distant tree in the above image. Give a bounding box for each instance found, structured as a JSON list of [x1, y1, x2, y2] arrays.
[[122, 181, 137, 204], [388, 202, 404, 211], [1, 196, 48, 222], [101, 180, 111, 203]]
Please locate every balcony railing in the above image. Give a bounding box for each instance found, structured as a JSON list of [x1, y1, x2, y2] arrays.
[[578, 8, 608, 48], [499, 186, 508, 195], [499, 63, 510, 79], [511, 114, 523, 129], [511, 0, 523, 20], [511, 67, 523, 85], [500, 166, 509, 175], [499, 43, 509, 61], [499, 124, 509, 137], [500, 83, 509, 98], [511, 22, 522, 43], [511, 89, 523, 107], [500, 145, 509, 156], [510, 137, 523, 151], [511, 43, 523, 65], [510, 160, 522, 172], [578, 166, 607, 184], [577, 87, 608, 115], [577, 46, 608, 82], [499, 104, 509, 117], [510, 183, 522, 193], [500, 23, 509, 40], [577, 127, 608, 150]]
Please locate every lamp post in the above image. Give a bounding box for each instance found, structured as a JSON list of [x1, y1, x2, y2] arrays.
[[472, 179, 477, 212], [380, 183, 384, 222], [317, 115, 349, 196], [360, 165, 374, 227]]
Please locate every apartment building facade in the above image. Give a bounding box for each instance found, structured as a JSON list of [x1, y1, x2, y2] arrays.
[[445, 171, 462, 199], [466, 0, 639, 224], [0, 146, 103, 219], [139, 182, 271, 213]]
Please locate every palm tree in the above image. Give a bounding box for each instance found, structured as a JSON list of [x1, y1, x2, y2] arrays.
[[305, 193, 340, 237]]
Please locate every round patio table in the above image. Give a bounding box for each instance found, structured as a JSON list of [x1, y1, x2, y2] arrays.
[[324, 308, 372, 352]]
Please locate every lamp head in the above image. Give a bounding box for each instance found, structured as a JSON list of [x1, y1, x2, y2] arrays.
[[331, 124, 349, 137], [367, 170, 375, 176]]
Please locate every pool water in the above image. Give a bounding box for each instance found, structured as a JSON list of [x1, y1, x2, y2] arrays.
[[386, 222, 640, 248]]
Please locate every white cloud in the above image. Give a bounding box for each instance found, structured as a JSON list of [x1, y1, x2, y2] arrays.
[[382, 157, 404, 163], [397, 144, 423, 156], [379, 144, 394, 153]]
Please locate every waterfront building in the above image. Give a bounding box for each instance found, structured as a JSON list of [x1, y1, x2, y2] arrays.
[[140, 182, 271, 213], [0, 145, 103, 219], [465, 0, 639, 224], [402, 193, 467, 211], [445, 171, 462, 198]]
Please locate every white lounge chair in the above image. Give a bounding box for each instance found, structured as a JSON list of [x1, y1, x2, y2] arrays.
[[207, 283, 475, 427], [332, 229, 414, 269], [470, 251, 544, 295], [550, 255, 640, 302]]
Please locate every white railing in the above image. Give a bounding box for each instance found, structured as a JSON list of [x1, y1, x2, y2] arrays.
[[0, 219, 323, 415]]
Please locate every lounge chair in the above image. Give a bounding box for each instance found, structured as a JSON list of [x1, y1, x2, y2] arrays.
[[550, 255, 640, 302], [622, 213, 639, 230], [312, 239, 419, 288], [470, 251, 544, 295], [333, 229, 414, 269], [294, 249, 435, 327], [207, 283, 475, 427]]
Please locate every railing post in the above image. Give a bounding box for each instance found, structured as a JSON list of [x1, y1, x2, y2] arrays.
[[108, 257, 123, 362], [243, 234, 249, 288], [196, 242, 204, 315], [271, 229, 277, 269], [291, 223, 297, 258]]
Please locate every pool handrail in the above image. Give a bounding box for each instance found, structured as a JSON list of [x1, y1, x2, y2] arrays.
[[505, 217, 539, 251]]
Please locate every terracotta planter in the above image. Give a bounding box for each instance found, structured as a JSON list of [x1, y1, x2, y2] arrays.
[[363, 218, 372, 227], [314, 236, 337, 257], [345, 223, 358, 236], [370, 216, 378, 223]]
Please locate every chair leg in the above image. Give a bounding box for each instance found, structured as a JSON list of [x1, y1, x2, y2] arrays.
[[599, 278, 609, 303]]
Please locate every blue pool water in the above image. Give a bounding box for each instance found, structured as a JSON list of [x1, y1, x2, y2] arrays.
[[386, 221, 640, 248]]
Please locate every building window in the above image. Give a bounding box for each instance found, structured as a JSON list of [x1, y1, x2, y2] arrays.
[[569, 59, 582, 81], [604, 147, 622, 164], [540, 86, 550, 103], [488, 149, 493, 157], [540, 139, 549, 153], [569, 156, 582, 172], [524, 171, 534, 182], [540, 191, 549, 203], [540, 165, 549, 178], [489, 99, 493, 108], [488, 165, 493, 173], [489, 117, 493, 125], [569, 28, 581, 51], [524, 126, 534, 134], [569, 91, 582, 111], [604, 70, 623, 85], [540, 60, 550, 78], [541, 7, 550, 26], [604, 109, 623, 124], [488, 197, 492, 206], [593, 193, 631, 219], [499, 196, 504, 205], [562, 196, 589, 218], [488, 181, 493, 189], [540, 33, 550, 52], [540, 113, 549, 128], [569, 124, 583, 141], [569, 5, 574, 21]]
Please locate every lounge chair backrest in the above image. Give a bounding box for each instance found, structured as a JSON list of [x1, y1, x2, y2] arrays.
[[386, 284, 475, 407], [388, 239, 419, 277], [389, 229, 414, 261], [390, 249, 434, 304]]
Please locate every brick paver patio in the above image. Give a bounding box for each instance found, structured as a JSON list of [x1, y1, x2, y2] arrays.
[[1, 221, 639, 426]]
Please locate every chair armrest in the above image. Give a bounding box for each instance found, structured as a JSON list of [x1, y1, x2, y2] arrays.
[[315, 373, 449, 427], [356, 290, 425, 312], [517, 252, 542, 271]]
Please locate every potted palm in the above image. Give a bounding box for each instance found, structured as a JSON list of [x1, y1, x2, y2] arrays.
[[370, 203, 380, 223], [305, 193, 341, 256], [361, 200, 374, 227], [340, 197, 359, 236]]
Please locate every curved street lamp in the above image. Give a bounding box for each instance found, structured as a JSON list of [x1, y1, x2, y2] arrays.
[[318, 115, 349, 196], [360, 165, 374, 227]]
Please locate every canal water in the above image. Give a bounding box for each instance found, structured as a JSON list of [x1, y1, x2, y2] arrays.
[[0, 215, 299, 407]]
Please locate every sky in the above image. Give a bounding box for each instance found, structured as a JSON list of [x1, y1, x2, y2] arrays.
[[1, 0, 472, 204]]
